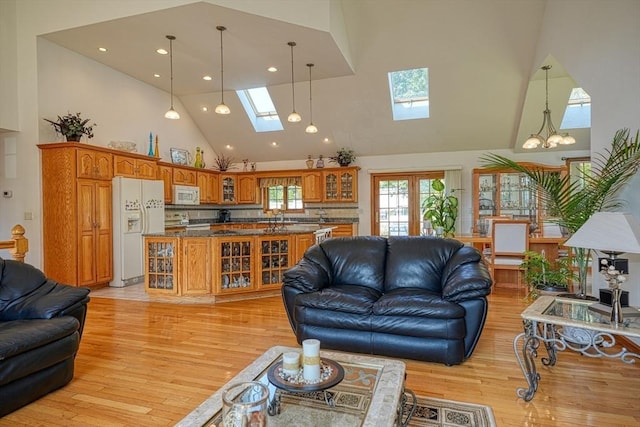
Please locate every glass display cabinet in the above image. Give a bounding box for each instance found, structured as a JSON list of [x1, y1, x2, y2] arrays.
[[221, 175, 236, 203], [323, 167, 358, 202], [145, 237, 179, 295], [258, 236, 290, 288], [473, 163, 565, 232], [216, 237, 253, 293]]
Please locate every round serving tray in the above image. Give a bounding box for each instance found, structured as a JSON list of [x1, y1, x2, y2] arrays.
[[267, 358, 344, 393]]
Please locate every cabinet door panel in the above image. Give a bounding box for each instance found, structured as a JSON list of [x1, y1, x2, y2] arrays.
[[182, 238, 211, 294], [113, 156, 136, 177], [136, 159, 158, 179], [95, 182, 113, 283]]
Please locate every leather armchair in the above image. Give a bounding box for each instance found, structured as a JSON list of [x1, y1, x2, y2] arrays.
[[282, 236, 493, 365], [0, 258, 90, 416]]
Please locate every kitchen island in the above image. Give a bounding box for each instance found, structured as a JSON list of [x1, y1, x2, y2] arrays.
[[143, 225, 334, 301]]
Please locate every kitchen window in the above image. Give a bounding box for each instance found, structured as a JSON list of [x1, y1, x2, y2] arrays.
[[259, 177, 303, 213]]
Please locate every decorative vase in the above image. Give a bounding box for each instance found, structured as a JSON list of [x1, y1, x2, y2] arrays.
[[66, 135, 81, 142], [316, 155, 325, 168], [611, 287, 624, 324], [147, 132, 154, 156], [306, 156, 314, 169], [338, 161, 351, 167]]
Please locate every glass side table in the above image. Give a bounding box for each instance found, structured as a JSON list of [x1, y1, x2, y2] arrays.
[[514, 296, 640, 401]]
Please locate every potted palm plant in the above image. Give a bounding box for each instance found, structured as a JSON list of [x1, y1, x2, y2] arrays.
[[521, 251, 577, 298], [482, 128, 640, 298], [44, 112, 96, 141], [422, 179, 459, 237]]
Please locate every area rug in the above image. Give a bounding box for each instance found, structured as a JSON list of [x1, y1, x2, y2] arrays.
[[405, 394, 496, 427]]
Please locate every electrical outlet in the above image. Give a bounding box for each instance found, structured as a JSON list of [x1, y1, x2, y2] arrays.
[[2, 190, 12, 198]]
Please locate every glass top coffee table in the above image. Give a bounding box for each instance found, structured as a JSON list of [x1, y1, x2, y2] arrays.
[[177, 346, 408, 427], [514, 296, 640, 401]]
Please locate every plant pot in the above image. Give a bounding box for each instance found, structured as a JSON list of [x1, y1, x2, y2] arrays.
[[66, 135, 82, 142], [536, 284, 568, 295], [339, 162, 351, 167]]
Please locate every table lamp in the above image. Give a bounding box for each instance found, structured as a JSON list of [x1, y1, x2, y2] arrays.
[[563, 212, 640, 323]]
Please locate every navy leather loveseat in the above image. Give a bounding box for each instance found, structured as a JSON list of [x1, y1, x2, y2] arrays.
[[282, 236, 493, 365]]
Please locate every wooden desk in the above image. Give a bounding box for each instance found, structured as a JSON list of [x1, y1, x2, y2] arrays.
[[455, 234, 568, 287]]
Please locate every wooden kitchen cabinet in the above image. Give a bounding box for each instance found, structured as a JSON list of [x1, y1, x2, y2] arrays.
[[302, 171, 323, 202], [158, 163, 173, 203], [294, 233, 315, 263], [322, 167, 358, 202], [77, 180, 113, 286], [173, 166, 197, 186], [39, 143, 114, 287], [181, 238, 211, 295], [213, 237, 254, 294], [197, 170, 220, 204], [237, 174, 258, 204], [257, 236, 290, 289], [220, 175, 236, 203], [325, 223, 356, 237], [145, 237, 179, 295], [113, 154, 158, 179], [77, 147, 112, 180]]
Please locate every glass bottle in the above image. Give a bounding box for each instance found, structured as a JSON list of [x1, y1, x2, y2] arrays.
[[316, 155, 325, 168]]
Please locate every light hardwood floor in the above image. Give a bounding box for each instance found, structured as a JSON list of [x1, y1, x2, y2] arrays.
[[1, 287, 638, 426]]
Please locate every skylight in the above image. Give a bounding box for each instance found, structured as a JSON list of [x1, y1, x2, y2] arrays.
[[560, 87, 591, 129], [388, 67, 429, 121], [237, 87, 283, 132]]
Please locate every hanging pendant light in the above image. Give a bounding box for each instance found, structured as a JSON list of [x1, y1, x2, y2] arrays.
[[164, 35, 180, 119], [215, 26, 230, 115], [305, 63, 318, 133], [287, 42, 301, 123], [523, 65, 575, 149]]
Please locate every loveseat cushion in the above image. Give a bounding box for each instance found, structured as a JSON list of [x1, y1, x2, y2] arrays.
[[319, 237, 388, 293], [373, 288, 465, 318], [384, 237, 464, 293], [295, 285, 381, 315]]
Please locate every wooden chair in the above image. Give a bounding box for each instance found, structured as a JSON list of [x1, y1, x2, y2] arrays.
[[487, 220, 529, 288]]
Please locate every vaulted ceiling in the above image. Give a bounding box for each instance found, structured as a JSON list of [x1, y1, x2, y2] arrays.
[[41, 0, 590, 162]]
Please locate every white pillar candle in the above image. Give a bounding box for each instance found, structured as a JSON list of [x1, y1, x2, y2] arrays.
[[282, 351, 300, 376], [302, 339, 321, 381]]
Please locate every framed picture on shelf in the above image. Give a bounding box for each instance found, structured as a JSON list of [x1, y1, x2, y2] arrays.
[[170, 148, 190, 165]]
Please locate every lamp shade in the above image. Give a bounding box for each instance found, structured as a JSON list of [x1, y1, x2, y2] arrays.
[[563, 212, 640, 254]]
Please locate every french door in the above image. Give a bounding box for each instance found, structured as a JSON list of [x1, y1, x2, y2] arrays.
[[372, 172, 443, 236]]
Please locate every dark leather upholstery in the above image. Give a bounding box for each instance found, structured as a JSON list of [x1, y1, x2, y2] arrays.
[[0, 258, 90, 416], [282, 236, 493, 365]]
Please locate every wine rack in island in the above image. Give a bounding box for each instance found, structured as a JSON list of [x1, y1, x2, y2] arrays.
[[145, 237, 178, 295], [258, 236, 290, 288]]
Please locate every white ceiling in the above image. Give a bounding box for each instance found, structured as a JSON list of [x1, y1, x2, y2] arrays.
[[40, 0, 590, 162]]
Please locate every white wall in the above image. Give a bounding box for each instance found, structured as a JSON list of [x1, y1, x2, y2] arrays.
[[535, 0, 640, 305]]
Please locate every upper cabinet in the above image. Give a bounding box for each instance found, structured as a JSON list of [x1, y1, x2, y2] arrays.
[[173, 166, 197, 186], [220, 175, 236, 204], [113, 154, 158, 179], [77, 148, 112, 180], [322, 167, 358, 202], [197, 170, 220, 204], [237, 174, 259, 204], [158, 163, 174, 203], [472, 163, 566, 231], [302, 171, 323, 203]]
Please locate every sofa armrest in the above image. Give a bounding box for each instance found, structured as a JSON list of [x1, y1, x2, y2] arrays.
[[441, 247, 493, 302], [282, 245, 332, 293], [0, 279, 90, 322]]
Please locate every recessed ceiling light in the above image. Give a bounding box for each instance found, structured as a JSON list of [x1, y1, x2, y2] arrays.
[[156, 48, 168, 55], [153, 73, 160, 78], [98, 47, 107, 52], [225, 145, 233, 150], [323, 137, 331, 144], [267, 66, 277, 73], [203, 75, 212, 81], [202, 106, 208, 112], [271, 141, 279, 147]]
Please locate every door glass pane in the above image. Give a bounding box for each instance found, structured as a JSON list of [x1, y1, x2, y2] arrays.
[[378, 179, 409, 236], [418, 178, 437, 234]]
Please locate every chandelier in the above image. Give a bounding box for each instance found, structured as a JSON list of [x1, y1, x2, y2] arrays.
[[523, 65, 575, 149]]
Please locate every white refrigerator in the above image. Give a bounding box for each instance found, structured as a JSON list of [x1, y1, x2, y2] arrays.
[[111, 177, 165, 287]]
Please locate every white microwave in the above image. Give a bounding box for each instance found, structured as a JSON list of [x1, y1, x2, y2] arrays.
[[172, 185, 200, 205]]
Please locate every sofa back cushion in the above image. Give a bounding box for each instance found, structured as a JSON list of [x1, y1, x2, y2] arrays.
[[384, 237, 464, 293], [319, 237, 388, 293], [0, 258, 48, 308]]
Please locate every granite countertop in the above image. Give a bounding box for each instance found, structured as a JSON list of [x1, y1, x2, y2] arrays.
[[148, 225, 336, 238], [185, 217, 358, 226]]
